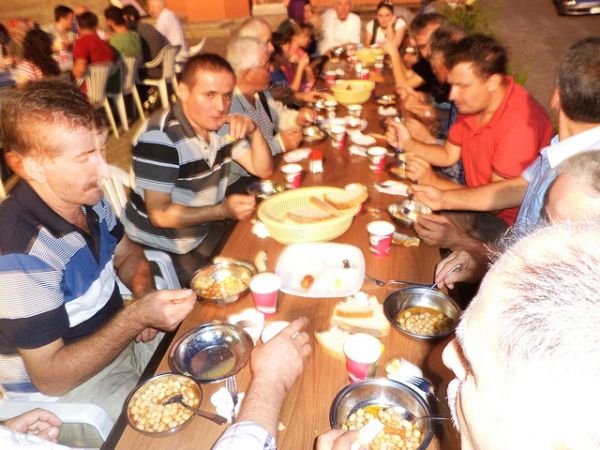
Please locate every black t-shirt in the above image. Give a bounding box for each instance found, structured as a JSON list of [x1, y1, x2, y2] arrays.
[[412, 58, 450, 104]]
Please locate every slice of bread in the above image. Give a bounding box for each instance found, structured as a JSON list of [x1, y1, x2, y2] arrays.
[[286, 206, 333, 224], [332, 292, 390, 337], [324, 184, 368, 210], [314, 326, 350, 360], [309, 196, 344, 217], [392, 232, 420, 247]]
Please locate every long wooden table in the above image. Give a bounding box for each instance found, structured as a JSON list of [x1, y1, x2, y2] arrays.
[[113, 81, 460, 450]]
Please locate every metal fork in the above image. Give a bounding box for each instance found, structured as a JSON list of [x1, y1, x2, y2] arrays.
[[224, 376, 238, 419], [365, 274, 428, 287]]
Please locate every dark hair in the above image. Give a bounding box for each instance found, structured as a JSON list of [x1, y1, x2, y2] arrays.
[[376, 0, 394, 14], [409, 13, 446, 35], [76, 12, 98, 30], [272, 19, 300, 48], [557, 37, 600, 123], [1, 80, 106, 157], [180, 53, 235, 88], [23, 28, 60, 76], [104, 6, 125, 26], [445, 33, 507, 78], [430, 24, 466, 58], [122, 5, 141, 22], [54, 5, 73, 22]]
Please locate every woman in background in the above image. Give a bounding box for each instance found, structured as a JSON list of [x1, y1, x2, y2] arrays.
[[15, 28, 60, 87], [364, 0, 406, 48]]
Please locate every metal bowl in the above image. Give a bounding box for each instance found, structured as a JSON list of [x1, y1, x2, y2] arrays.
[[388, 200, 432, 228], [329, 378, 434, 450], [383, 286, 461, 340], [169, 322, 254, 383], [303, 125, 327, 143], [125, 372, 202, 436], [190, 261, 256, 304], [246, 180, 285, 200]]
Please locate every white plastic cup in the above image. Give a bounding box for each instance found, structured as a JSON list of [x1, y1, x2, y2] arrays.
[[330, 125, 346, 149], [344, 333, 383, 382], [281, 163, 303, 189], [367, 146, 387, 173], [367, 220, 395, 256], [249, 272, 281, 318], [347, 104, 363, 118]]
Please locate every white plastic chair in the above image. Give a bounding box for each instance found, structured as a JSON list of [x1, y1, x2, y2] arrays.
[[102, 165, 181, 290], [138, 45, 181, 109], [175, 37, 206, 73], [75, 62, 120, 138], [0, 400, 113, 442], [107, 57, 145, 132]]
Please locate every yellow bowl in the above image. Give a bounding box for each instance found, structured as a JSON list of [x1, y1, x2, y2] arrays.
[[331, 80, 376, 106], [257, 186, 360, 244], [355, 47, 384, 66]]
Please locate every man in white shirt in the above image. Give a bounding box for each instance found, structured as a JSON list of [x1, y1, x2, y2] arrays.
[[147, 0, 187, 54], [318, 0, 361, 55]]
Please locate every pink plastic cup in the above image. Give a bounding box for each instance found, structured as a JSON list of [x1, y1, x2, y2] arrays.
[[367, 146, 387, 173], [367, 220, 395, 256], [281, 163, 303, 189], [249, 272, 281, 318], [343, 333, 383, 382]]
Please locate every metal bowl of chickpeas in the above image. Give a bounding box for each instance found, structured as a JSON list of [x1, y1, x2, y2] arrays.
[[383, 286, 461, 340], [329, 378, 434, 450], [190, 261, 256, 304], [125, 372, 202, 436]]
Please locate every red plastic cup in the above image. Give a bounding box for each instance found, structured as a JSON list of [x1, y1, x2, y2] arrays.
[[367, 220, 395, 256], [344, 333, 383, 382], [249, 272, 281, 318], [325, 70, 336, 87], [281, 163, 303, 189], [367, 146, 387, 173], [330, 125, 346, 149]]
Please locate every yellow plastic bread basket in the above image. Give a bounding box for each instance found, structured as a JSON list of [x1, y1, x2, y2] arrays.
[[257, 186, 360, 244]]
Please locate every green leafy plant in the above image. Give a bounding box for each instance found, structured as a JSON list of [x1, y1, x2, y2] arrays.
[[441, 2, 498, 36]]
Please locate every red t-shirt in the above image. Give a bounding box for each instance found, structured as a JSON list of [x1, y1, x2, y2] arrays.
[[448, 77, 553, 225], [72, 33, 114, 65]]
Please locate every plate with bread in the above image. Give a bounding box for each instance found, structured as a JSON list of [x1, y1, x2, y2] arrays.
[[257, 184, 368, 244], [275, 243, 365, 298]]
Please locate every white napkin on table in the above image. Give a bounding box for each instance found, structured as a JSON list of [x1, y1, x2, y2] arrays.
[[374, 180, 409, 196]]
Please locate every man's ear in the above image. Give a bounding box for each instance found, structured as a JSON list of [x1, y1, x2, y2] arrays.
[[486, 73, 503, 93], [20, 154, 48, 184], [550, 87, 560, 111]]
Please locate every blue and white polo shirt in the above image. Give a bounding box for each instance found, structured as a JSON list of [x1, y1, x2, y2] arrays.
[[0, 181, 124, 393]]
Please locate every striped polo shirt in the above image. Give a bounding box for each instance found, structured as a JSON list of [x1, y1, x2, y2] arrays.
[[121, 102, 249, 254], [0, 182, 124, 393]]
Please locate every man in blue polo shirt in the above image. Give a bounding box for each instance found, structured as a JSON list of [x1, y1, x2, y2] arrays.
[[0, 80, 196, 421]]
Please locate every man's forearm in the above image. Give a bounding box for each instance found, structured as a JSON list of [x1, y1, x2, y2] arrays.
[[148, 202, 230, 229], [115, 245, 155, 299], [22, 305, 144, 396], [442, 177, 528, 212], [247, 130, 273, 178], [407, 140, 456, 167], [237, 378, 286, 436]]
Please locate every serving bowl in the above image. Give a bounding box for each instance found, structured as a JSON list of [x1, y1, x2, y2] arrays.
[[355, 47, 384, 66], [246, 180, 284, 200], [383, 286, 461, 340], [388, 200, 432, 228], [331, 80, 376, 106], [169, 322, 254, 383], [329, 378, 434, 450], [190, 261, 256, 304], [303, 125, 327, 143], [125, 372, 202, 436]]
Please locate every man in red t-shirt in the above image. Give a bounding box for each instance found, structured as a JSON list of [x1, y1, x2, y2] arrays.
[[387, 34, 553, 251], [72, 12, 114, 81]]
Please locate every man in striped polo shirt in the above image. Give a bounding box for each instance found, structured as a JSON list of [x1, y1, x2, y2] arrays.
[[121, 54, 273, 285], [0, 81, 196, 422]]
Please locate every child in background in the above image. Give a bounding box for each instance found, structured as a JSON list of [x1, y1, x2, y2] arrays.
[[272, 20, 316, 93]]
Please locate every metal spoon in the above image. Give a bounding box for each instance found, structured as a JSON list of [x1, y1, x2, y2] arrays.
[[422, 264, 463, 296], [385, 405, 450, 424], [162, 394, 228, 425]]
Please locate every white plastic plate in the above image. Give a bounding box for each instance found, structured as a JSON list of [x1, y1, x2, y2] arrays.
[[275, 243, 365, 298]]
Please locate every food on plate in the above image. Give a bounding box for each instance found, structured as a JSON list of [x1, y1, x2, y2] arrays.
[[332, 292, 390, 337], [323, 183, 368, 210], [254, 250, 268, 273], [390, 164, 406, 178], [342, 405, 424, 450], [392, 232, 420, 247], [397, 306, 452, 336], [286, 204, 334, 224], [128, 375, 199, 433], [301, 274, 315, 291], [314, 326, 350, 360], [195, 274, 247, 299]]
